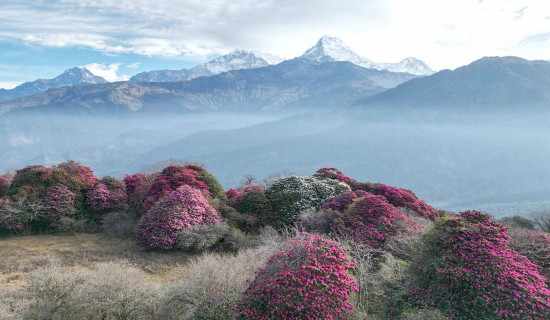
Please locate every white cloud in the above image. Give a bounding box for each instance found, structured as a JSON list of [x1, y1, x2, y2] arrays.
[[82, 63, 129, 81], [0, 81, 23, 89], [2, 0, 550, 69], [126, 62, 141, 69]]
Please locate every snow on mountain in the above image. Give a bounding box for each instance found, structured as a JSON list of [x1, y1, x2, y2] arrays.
[[0, 67, 107, 103], [300, 36, 434, 76], [130, 50, 284, 82]]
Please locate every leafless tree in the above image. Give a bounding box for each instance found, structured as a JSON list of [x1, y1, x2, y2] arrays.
[[140, 158, 205, 174], [530, 209, 550, 233]]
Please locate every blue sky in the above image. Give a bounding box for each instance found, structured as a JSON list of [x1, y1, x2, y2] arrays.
[[1, 0, 549, 88]]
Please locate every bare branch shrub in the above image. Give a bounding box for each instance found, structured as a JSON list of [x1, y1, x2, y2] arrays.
[[101, 211, 138, 238], [162, 245, 278, 319]]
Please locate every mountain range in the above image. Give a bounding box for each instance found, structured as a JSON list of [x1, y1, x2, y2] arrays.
[[0, 58, 417, 115], [0, 67, 107, 103], [131, 50, 284, 82], [359, 56, 550, 110]]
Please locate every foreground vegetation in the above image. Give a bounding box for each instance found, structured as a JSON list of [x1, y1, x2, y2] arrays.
[[1, 162, 549, 319]]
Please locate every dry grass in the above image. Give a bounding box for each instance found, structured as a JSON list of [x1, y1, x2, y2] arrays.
[[0, 233, 194, 289]]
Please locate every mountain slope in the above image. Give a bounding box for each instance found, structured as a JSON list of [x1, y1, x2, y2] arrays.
[[0, 59, 417, 115], [130, 50, 284, 82], [0, 67, 107, 102], [300, 36, 435, 76], [358, 56, 550, 110]]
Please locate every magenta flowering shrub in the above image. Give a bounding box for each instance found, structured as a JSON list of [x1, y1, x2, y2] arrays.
[[56, 161, 98, 190], [322, 190, 369, 212], [41, 185, 76, 219], [85, 177, 128, 215], [124, 173, 154, 214], [373, 184, 439, 219], [234, 233, 358, 319], [313, 167, 356, 186], [226, 188, 243, 207], [395, 211, 550, 319], [135, 185, 221, 249], [331, 193, 408, 247], [0, 176, 9, 196], [144, 166, 210, 211]]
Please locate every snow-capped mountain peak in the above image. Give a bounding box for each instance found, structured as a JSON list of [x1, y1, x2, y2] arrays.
[[300, 36, 434, 75], [381, 57, 435, 76], [301, 36, 377, 68]]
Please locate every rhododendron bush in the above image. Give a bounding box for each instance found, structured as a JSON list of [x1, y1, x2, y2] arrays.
[[331, 193, 408, 247], [372, 184, 439, 219], [85, 177, 128, 215], [135, 185, 221, 249], [234, 233, 358, 319], [41, 185, 76, 219], [265, 176, 349, 227], [393, 211, 550, 319], [124, 173, 155, 214]]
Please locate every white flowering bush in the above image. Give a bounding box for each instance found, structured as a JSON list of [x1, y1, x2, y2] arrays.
[[265, 176, 350, 227]]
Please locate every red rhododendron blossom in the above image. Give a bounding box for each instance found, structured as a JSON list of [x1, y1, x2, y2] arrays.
[[135, 185, 221, 249], [373, 184, 439, 219], [234, 233, 358, 319], [226, 188, 243, 207], [144, 166, 209, 211], [331, 193, 408, 247], [395, 211, 550, 319], [85, 178, 128, 214]]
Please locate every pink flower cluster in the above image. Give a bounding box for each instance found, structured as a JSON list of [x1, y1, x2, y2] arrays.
[[226, 185, 265, 208], [85, 178, 128, 215], [124, 173, 154, 213], [234, 234, 358, 319], [144, 166, 210, 211], [400, 211, 550, 319], [372, 184, 439, 219], [56, 161, 98, 190], [331, 193, 408, 247], [41, 185, 76, 219], [322, 190, 369, 212], [314, 167, 356, 185], [135, 185, 221, 249]]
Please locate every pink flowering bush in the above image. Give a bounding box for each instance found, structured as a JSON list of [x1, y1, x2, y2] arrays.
[[393, 211, 550, 319], [0, 176, 9, 197], [41, 185, 76, 220], [313, 167, 356, 186], [85, 177, 128, 215], [234, 233, 358, 319], [226, 188, 243, 207], [124, 173, 155, 214], [373, 184, 439, 219], [144, 166, 210, 211], [56, 161, 98, 190], [322, 190, 369, 212], [331, 193, 408, 247], [135, 185, 222, 249]]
